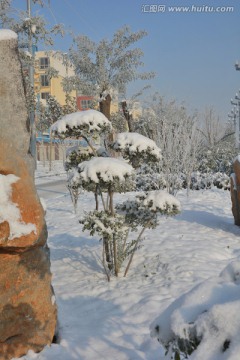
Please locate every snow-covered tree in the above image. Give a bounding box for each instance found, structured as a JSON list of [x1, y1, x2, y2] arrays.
[[135, 95, 201, 194], [198, 107, 226, 148], [0, 1, 64, 48], [51, 109, 180, 279], [64, 26, 155, 119], [40, 96, 63, 129], [195, 110, 237, 190]]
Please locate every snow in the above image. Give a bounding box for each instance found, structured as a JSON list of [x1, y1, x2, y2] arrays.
[[0, 174, 36, 240], [234, 155, 240, 163], [0, 29, 17, 41], [230, 173, 236, 190], [112, 132, 161, 159], [51, 109, 112, 135], [13, 161, 240, 359], [150, 260, 240, 360], [78, 157, 134, 183], [140, 190, 181, 212]]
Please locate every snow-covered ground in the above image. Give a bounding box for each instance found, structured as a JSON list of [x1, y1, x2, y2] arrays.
[[17, 161, 240, 360]]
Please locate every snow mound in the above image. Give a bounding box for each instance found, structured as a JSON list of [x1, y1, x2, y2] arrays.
[[150, 260, 240, 360], [0, 29, 17, 41], [0, 174, 36, 240], [112, 132, 161, 159], [78, 157, 134, 183], [51, 109, 112, 134]]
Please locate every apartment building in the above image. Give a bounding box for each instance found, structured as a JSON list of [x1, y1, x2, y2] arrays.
[[34, 51, 76, 105]]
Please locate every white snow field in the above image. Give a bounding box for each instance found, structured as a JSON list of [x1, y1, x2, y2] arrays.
[[16, 161, 240, 360]]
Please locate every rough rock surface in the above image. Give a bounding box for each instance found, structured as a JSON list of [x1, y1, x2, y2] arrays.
[[231, 157, 240, 226], [0, 30, 57, 359]]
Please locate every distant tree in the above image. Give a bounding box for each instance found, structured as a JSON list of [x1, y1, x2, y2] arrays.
[[135, 94, 201, 195], [64, 26, 155, 119], [198, 107, 226, 147], [0, 0, 64, 48], [0, 0, 65, 116]]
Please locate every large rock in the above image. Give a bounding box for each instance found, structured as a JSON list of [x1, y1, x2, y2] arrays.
[[230, 156, 240, 225], [0, 30, 57, 359]]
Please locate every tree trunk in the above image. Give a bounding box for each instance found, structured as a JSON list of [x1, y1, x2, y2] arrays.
[[99, 93, 111, 120], [121, 100, 134, 132]]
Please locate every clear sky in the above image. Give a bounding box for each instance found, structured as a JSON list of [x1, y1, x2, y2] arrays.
[[12, 0, 240, 121]]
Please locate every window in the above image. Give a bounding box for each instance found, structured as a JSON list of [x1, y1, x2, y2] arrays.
[[41, 92, 49, 100], [81, 99, 92, 110], [40, 75, 50, 87], [39, 57, 49, 69]]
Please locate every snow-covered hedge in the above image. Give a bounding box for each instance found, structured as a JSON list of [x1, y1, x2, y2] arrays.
[[150, 260, 240, 360]]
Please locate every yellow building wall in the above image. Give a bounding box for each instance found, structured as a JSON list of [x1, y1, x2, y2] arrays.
[[34, 51, 76, 106]]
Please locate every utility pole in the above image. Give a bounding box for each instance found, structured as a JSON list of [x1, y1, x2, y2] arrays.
[[228, 106, 239, 148], [27, 0, 36, 166], [231, 91, 240, 150]]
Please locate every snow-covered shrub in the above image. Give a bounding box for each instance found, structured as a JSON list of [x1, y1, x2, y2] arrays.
[[197, 141, 236, 176], [150, 260, 240, 360], [190, 172, 230, 191], [213, 172, 230, 190], [111, 132, 162, 169], [136, 164, 166, 191], [65, 146, 94, 172]]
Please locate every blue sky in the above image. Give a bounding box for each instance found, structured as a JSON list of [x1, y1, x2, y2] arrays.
[[13, 0, 240, 120]]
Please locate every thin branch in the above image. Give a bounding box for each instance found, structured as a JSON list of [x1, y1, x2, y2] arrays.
[[124, 225, 148, 277]]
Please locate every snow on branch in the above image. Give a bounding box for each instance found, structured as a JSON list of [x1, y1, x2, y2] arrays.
[[78, 157, 134, 184], [111, 132, 161, 168], [51, 109, 112, 138], [139, 190, 181, 213], [117, 190, 180, 230]]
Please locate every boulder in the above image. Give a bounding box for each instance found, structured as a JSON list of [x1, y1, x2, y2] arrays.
[[0, 30, 57, 359]]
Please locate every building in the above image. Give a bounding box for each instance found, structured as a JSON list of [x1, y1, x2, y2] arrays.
[[34, 51, 119, 115], [34, 51, 76, 105]]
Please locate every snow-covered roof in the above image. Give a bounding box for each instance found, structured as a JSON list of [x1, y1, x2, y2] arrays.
[[51, 109, 112, 134], [0, 29, 17, 41], [112, 132, 161, 159], [78, 157, 134, 183], [0, 174, 36, 240]]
